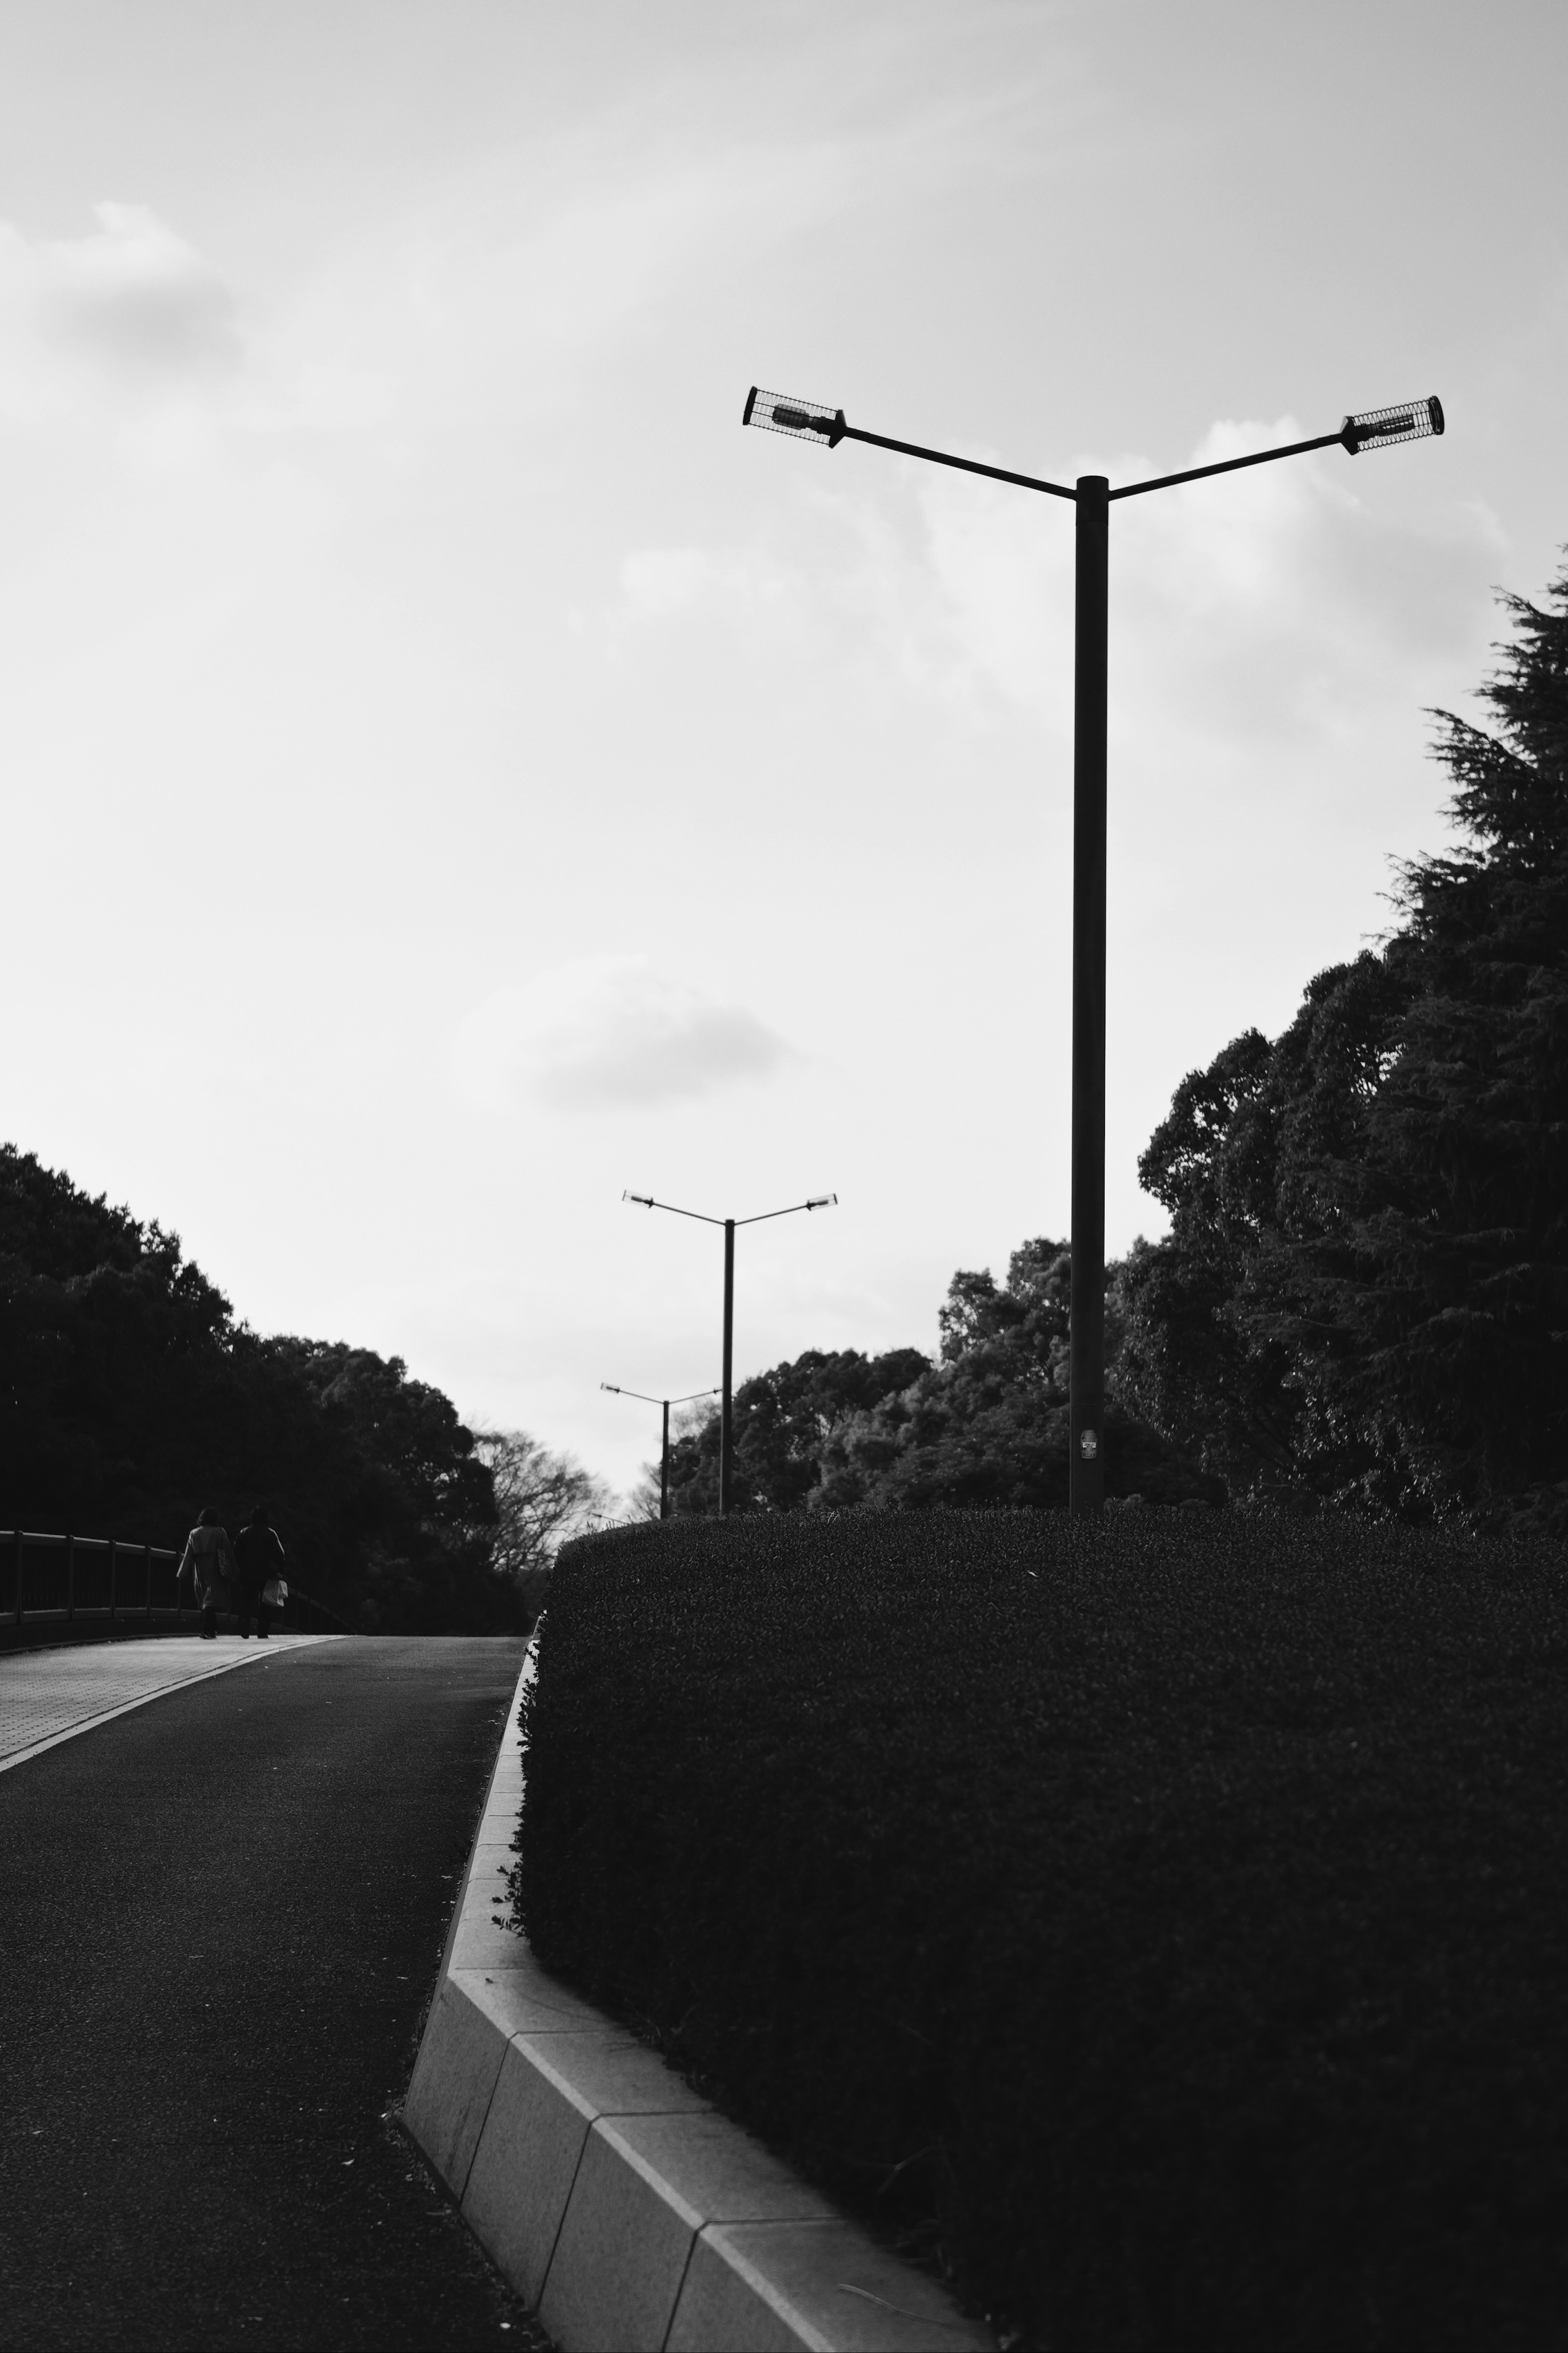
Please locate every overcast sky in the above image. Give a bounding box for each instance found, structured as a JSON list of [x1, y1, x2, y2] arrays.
[[2, 1, 1564, 1497]]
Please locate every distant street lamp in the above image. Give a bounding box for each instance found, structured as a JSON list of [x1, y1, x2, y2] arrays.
[[600, 1383, 720, 1521], [744, 385, 1444, 1513], [623, 1191, 838, 1515]]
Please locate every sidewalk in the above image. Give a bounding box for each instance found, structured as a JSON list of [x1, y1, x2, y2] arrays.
[[0, 1630, 327, 1771]]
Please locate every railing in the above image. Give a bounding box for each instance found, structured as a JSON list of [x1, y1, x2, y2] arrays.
[[1, 1529, 352, 1639]]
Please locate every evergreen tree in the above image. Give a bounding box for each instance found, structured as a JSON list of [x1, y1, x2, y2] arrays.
[[1122, 558, 1568, 1523]]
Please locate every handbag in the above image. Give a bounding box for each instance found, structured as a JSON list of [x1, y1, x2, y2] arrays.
[[261, 1575, 287, 1609]]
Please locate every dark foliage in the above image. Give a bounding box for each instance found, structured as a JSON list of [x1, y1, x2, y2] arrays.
[[662, 1246, 1213, 1517], [662, 1345, 931, 1514], [520, 1511, 1568, 2351], [0, 1142, 516, 1631], [1121, 560, 1568, 1526], [815, 1240, 1218, 1510]]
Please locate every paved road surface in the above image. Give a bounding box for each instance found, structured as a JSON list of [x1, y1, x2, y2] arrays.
[[0, 1636, 550, 2351]]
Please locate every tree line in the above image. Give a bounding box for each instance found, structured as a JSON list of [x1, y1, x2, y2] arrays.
[[0, 1149, 601, 1630], [657, 560, 1568, 1535]]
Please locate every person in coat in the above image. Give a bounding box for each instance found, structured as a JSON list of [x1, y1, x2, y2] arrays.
[[232, 1504, 286, 1640], [178, 1507, 238, 1639]]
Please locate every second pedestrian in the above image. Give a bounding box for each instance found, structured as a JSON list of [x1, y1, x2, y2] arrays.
[[233, 1505, 287, 1640]]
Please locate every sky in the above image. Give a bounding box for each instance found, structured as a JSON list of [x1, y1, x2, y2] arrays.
[[0, 1, 1564, 1499]]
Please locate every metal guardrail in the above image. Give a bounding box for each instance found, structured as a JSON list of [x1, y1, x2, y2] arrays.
[[1, 1529, 352, 1637]]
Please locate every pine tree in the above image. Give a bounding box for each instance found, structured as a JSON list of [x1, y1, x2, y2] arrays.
[[1340, 560, 1568, 1512], [1121, 558, 1568, 1522]]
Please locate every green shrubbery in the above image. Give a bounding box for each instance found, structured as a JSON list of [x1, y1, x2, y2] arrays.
[[519, 1510, 1568, 2350]]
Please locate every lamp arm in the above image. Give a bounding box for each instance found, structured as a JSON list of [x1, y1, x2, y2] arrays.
[[734, 1199, 834, 1227], [1108, 429, 1345, 501], [840, 424, 1076, 502], [626, 1196, 725, 1227]]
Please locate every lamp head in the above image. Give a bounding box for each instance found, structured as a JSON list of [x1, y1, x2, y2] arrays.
[[1341, 395, 1444, 455], [805, 1193, 837, 1210], [743, 386, 846, 448], [600, 1383, 621, 1394], [623, 1191, 654, 1207]]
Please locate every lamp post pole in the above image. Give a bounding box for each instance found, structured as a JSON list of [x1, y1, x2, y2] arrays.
[[601, 1383, 720, 1519], [743, 387, 1443, 1513], [1071, 474, 1110, 1511], [622, 1191, 837, 1517], [721, 1218, 736, 1515]]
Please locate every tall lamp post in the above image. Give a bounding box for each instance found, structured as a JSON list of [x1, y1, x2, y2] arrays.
[[743, 386, 1444, 1513], [623, 1190, 837, 1515], [600, 1383, 720, 1521]]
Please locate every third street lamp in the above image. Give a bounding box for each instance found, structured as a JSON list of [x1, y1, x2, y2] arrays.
[[623, 1190, 837, 1517], [744, 384, 1444, 1513], [600, 1383, 719, 1521]]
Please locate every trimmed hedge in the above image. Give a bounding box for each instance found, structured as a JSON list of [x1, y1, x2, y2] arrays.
[[516, 1511, 1568, 2350]]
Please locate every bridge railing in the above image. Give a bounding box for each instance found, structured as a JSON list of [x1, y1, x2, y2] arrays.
[[1, 1530, 352, 1639]]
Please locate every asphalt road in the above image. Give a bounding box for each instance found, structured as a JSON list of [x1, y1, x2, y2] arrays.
[[0, 1635, 551, 2352]]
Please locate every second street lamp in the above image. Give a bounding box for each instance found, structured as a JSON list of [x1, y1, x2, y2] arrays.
[[600, 1383, 719, 1521], [744, 385, 1444, 1513], [623, 1190, 837, 1515]]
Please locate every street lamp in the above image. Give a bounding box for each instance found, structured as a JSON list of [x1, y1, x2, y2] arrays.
[[622, 1190, 838, 1515], [744, 384, 1443, 1514], [600, 1383, 720, 1521]]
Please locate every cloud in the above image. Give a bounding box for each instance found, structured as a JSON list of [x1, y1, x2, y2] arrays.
[[455, 957, 793, 1111], [0, 203, 241, 422], [37, 203, 240, 373]]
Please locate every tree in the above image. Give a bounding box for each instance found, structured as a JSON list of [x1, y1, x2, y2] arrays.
[[0, 1141, 515, 1628], [470, 1429, 610, 1622], [660, 1347, 933, 1516], [1121, 556, 1568, 1524], [817, 1241, 1218, 1510]]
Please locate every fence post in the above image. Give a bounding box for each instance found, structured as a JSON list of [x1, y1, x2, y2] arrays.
[[145, 1541, 153, 1621], [13, 1528, 21, 1627], [66, 1532, 75, 1623], [108, 1535, 117, 1623]]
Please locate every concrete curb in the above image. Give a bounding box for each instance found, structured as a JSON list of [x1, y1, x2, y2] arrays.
[[404, 1646, 996, 2353]]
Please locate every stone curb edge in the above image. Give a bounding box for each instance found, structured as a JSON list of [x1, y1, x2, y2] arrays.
[[403, 1642, 996, 2353]]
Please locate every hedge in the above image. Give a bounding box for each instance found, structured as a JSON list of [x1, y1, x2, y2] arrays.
[[514, 1510, 1568, 2350]]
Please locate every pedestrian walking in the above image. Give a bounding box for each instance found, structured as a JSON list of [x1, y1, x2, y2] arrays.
[[177, 1507, 239, 1640], [233, 1504, 287, 1640]]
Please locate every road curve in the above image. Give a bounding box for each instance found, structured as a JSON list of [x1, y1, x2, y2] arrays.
[[0, 1635, 550, 2352]]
